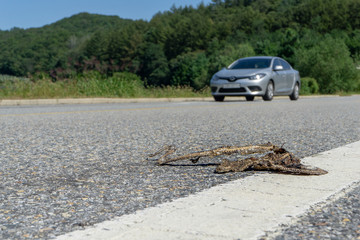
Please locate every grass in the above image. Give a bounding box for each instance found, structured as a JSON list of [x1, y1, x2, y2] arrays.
[[0, 73, 211, 99], [336, 91, 357, 96]]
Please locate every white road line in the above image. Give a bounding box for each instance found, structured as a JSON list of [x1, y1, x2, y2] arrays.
[[56, 141, 360, 240]]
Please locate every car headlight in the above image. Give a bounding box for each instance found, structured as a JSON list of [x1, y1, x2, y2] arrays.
[[249, 73, 266, 80], [211, 75, 220, 81]]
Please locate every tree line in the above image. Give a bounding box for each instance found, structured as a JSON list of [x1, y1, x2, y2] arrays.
[[1, 0, 360, 94]]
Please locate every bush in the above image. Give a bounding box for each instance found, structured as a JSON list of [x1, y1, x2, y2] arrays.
[[108, 72, 145, 97], [300, 77, 319, 95], [76, 71, 145, 97]]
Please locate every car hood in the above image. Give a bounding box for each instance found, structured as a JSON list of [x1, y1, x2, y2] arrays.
[[215, 68, 270, 78]]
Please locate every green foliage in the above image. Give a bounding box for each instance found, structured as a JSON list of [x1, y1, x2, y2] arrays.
[[294, 36, 359, 93], [170, 51, 209, 90], [299, 77, 319, 95], [138, 43, 170, 86], [0, 13, 139, 77], [164, 12, 213, 59], [292, 0, 360, 32], [208, 42, 255, 73]]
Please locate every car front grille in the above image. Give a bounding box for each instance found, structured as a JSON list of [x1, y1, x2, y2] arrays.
[[219, 87, 246, 93]]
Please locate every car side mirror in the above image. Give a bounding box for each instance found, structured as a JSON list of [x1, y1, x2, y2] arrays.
[[274, 65, 284, 71]]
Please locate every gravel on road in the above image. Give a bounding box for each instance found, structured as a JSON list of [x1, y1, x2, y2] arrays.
[[0, 96, 359, 239]]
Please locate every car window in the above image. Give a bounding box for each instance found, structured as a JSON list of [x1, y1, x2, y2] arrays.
[[280, 59, 291, 70], [229, 58, 271, 69], [273, 59, 281, 69]]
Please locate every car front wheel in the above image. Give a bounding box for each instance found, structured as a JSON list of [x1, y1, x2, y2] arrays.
[[289, 83, 299, 101], [262, 81, 274, 101]]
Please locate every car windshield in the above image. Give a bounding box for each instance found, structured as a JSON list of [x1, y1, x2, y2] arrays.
[[228, 58, 272, 69]]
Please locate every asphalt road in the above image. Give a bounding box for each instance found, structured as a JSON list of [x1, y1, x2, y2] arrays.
[[1, 96, 360, 239]]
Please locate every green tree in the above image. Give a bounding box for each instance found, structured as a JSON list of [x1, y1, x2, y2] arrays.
[[208, 42, 255, 74], [293, 0, 357, 32], [138, 43, 170, 86], [346, 30, 360, 60], [294, 36, 359, 93], [170, 51, 209, 90], [164, 13, 213, 59], [84, 31, 108, 60]]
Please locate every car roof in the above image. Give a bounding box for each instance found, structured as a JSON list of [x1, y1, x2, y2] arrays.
[[240, 56, 275, 60]]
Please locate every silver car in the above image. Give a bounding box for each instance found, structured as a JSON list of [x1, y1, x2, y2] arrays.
[[210, 56, 300, 101]]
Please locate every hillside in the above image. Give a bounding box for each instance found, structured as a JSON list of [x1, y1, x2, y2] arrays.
[[0, 0, 360, 94], [0, 13, 137, 76]]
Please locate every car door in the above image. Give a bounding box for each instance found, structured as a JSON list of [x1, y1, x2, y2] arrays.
[[272, 58, 287, 93], [280, 59, 296, 93]]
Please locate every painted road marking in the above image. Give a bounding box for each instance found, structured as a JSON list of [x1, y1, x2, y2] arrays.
[[56, 141, 360, 240]]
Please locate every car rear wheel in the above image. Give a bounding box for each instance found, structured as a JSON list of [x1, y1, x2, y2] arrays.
[[246, 96, 255, 101], [289, 83, 299, 101], [262, 81, 274, 101], [214, 96, 225, 102]]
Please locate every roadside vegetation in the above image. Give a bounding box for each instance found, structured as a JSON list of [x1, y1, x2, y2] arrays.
[[1, 0, 360, 98], [0, 73, 210, 99]]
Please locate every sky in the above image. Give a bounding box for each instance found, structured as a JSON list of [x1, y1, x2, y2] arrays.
[[0, 0, 213, 31]]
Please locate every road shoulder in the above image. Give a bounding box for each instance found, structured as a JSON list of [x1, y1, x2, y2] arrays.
[[0, 95, 344, 106]]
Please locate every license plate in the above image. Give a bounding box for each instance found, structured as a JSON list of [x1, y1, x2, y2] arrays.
[[223, 83, 240, 89]]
